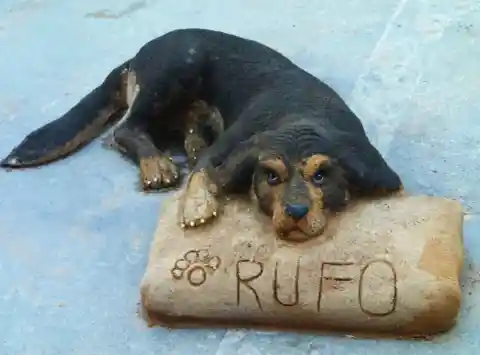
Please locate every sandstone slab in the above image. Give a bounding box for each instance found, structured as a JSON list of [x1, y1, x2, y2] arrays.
[[140, 192, 464, 337]]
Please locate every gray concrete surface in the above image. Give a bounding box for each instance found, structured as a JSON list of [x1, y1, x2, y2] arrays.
[[0, 0, 479, 354]]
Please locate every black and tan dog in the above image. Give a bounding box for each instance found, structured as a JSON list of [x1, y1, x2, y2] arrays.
[[1, 28, 402, 242]]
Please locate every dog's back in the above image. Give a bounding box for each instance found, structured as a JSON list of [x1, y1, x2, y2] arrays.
[[1, 28, 363, 171]]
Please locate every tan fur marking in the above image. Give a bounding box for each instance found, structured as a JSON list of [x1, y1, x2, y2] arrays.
[[306, 182, 325, 210], [301, 154, 330, 178], [259, 158, 288, 180], [269, 184, 288, 232], [32, 105, 118, 166], [184, 133, 206, 167], [300, 183, 327, 235], [139, 155, 179, 190], [183, 100, 224, 168], [27, 68, 132, 166], [120, 70, 139, 107]]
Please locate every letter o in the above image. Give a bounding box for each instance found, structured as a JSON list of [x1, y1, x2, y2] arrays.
[[358, 260, 397, 316]]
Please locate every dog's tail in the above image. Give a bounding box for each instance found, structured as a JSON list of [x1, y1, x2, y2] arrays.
[[1, 60, 132, 169]]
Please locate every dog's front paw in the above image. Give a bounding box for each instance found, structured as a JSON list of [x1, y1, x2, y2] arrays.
[[139, 155, 180, 190], [178, 170, 220, 228]]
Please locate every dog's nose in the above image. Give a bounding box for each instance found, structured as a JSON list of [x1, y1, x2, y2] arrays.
[[285, 203, 309, 220]]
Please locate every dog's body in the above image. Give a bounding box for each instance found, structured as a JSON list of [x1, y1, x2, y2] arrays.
[[1, 28, 402, 241]]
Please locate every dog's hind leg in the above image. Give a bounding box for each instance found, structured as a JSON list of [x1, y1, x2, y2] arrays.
[[183, 101, 224, 169], [114, 124, 180, 191], [110, 31, 224, 190], [115, 99, 223, 191], [111, 87, 182, 191]]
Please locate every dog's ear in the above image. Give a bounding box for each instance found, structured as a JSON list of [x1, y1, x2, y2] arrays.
[[208, 133, 267, 191], [337, 141, 402, 193]]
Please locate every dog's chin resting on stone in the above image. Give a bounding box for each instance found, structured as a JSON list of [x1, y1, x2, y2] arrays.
[[271, 209, 329, 242]]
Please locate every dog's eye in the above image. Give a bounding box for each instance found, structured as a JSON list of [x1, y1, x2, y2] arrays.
[[266, 171, 281, 185], [311, 170, 324, 186]]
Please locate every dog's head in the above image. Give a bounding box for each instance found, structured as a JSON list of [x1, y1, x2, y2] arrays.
[[251, 150, 349, 242], [246, 121, 355, 242], [233, 120, 401, 241], [210, 119, 402, 242]]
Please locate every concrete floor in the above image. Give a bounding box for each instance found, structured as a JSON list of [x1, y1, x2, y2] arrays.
[[0, 0, 479, 354]]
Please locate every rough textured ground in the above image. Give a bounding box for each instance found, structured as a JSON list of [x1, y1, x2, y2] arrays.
[[0, 0, 479, 354]]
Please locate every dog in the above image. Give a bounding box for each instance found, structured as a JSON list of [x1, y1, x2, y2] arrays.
[[1, 28, 402, 242]]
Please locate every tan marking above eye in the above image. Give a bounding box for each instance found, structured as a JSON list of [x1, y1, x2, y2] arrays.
[[301, 154, 330, 178], [259, 157, 288, 180]]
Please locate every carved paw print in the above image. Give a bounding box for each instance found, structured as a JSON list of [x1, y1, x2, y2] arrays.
[[139, 155, 180, 190], [170, 249, 221, 287]]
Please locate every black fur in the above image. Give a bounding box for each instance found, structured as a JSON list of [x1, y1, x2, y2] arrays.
[[1, 28, 401, 195]]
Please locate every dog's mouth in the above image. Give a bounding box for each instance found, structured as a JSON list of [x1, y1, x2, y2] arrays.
[[276, 224, 326, 243], [272, 210, 328, 243]]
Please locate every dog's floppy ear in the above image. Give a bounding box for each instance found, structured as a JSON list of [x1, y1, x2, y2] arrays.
[[337, 141, 402, 193], [208, 133, 268, 191]]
